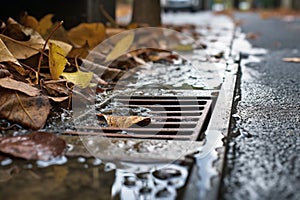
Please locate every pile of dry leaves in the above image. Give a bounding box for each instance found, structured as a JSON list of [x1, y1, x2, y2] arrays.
[[0, 12, 203, 161], [0, 13, 190, 130]]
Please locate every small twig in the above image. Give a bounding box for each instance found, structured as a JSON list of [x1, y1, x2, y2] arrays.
[[0, 124, 17, 131], [74, 55, 80, 71], [19, 61, 37, 73], [20, 62, 39, 85], [99, 4, 119, 28], [15, 91, 34, 122], [37, 20, 64, 83]]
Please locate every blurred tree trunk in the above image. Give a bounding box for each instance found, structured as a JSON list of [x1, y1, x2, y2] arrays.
[[281, 0, 292, 9], [131, 0, 161, 26]]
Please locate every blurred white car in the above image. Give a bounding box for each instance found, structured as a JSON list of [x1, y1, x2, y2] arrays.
[[161, 0, 203, 12]]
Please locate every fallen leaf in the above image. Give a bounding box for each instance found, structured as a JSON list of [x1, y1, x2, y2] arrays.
[[0, 88, 51, 130], [105, 32, 135, 63], [49, 39, 72, 55], [48, 96, 69, 103], [97, 114, 151, 128], [67, 42, 90, 58], [37, 14, 54, 36], [61, 70, 93, 88], [20, 14, 39, 30], [3, 18, 30, 41], [0, 132, 66, 161], [282, 57, 300, 63], [0, 68, 11, 78], [1, 21, 46, 59], [0, 77, 40, 96], [42, 79, 70, 97], [0, 38, 27, 76], [0, 38, 22, 67], [67, 23, 106, 49], [48, 41, 68, 80]]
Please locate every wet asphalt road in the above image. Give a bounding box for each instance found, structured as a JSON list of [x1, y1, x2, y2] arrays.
[[221, 12, 300, 200]]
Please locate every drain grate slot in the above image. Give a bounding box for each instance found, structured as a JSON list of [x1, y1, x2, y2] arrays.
[[68, 96, 212, 141]]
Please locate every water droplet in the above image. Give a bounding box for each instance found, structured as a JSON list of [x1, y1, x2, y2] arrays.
[[104, 162, 116, 172], [36, 156, 68, 168], [92, 158, 102, 166], [77, 157, 86, 163], [1, 158, 12, 166]]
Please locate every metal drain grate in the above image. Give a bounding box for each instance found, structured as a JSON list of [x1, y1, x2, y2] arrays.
[[70, 96, 212, 141]]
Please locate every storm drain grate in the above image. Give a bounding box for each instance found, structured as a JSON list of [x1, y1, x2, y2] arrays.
[[70, 96, 212, 141]]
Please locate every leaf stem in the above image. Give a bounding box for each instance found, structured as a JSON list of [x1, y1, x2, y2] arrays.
[[37, 20, 64, 83]]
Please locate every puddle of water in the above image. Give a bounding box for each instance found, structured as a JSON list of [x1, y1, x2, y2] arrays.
[[111, 162, 189, 200]]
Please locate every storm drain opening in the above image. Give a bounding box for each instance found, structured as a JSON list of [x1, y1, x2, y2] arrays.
[[71, 95, 213, 141]]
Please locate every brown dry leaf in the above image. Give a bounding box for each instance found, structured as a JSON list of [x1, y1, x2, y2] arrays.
[[3, 18, 30, 41], [48, 41, 68, 80], [48, 96, 69, 103], [1, 25, 46, 59], [0, 38, 22, 66], [98, 114, 151, 128], [67, 23, 106, 49], [0, 39, 27, 76], [282, 57, 300, 63], [20, 14, 39, 30], [0, 132, 66, 161], [42, 79, 70, 97], [0, 77, 40, 96], [0, 88, 51, 130], [37, 14, 54, 36], [67, 42, 90, 58]]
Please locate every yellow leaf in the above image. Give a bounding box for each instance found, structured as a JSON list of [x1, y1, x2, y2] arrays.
[[38, 14, 54, 36], [49, 42, 68, 80], [67, 23, 106, 49], [97, 114, 151, 128], [61, 70, 93, 88], [105, 32, 135, 63]]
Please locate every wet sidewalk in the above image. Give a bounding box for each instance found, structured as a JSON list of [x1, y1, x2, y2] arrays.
[[222, 12, 300, 200]]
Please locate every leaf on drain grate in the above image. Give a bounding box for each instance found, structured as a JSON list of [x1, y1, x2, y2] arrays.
[[97, 114, 150, 128]]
